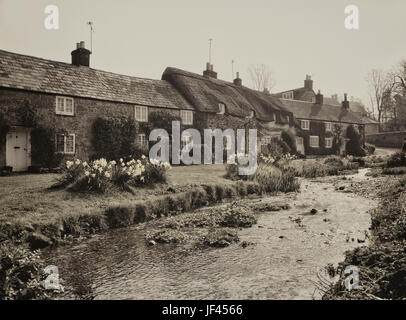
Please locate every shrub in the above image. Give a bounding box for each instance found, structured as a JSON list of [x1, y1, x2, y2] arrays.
[[387, 152, 406, 168], [30, 127, 62, 169], [142, 158, 170, 184], [92, 116, 139, 161], [324, 156, 343, 167], [146, 229, 188, 244], [345, 125, 366, 157], [202, 228, 239, 247], [220, 204, 257, 228], [0, 242, 62, 300], [250, 164, 299, 193]]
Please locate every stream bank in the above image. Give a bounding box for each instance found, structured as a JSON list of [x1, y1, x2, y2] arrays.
[[43, 169, 378, 300]]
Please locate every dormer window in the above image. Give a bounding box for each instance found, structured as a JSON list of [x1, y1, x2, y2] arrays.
[[217, 103, 226, 115], [248, 110, 255, 119], [282, 91, 294, 100], [56, 96, 74, 116]]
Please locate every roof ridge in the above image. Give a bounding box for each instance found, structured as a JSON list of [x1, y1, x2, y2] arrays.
[[0, 49, 167, 84]]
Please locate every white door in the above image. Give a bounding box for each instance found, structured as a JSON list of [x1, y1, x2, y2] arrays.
[[296, 137, 305, 155], [6, 128, 31, 172]]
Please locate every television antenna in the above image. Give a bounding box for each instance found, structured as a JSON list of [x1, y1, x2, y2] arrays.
[[87, 21, 95, 53], [208, 38, 213, 64]]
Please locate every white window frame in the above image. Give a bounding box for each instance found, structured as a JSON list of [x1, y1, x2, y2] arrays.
[[325, 137, 333, 148], [137, 133, 148, 148], [217, 103, 226, 115], [262, 136, 272, 145], [282, 91, 294, 100], [55, 96, 74, 116], [181, 133, 194, 150], [135, 106, 148, 122], [309, 135, 319, 148], [325, 122, 332, 132], [301, 120, 310, 130], [56, 134, 75, 154], [180, 110, 193, 125]]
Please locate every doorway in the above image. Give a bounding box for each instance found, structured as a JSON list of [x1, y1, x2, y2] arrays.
[[6, 127, 31, 172]]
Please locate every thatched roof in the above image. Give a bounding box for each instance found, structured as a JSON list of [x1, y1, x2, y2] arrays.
[[162, 67, 292, 123], [0, 49, 193, 110]]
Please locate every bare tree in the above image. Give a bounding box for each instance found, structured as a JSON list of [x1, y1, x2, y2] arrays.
[[248, 64, 276, 92], [366, 69, 394, 131]]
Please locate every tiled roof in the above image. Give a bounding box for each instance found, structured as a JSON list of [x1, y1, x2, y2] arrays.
[[0, 49, 193, 110], [279, 98, 363, 124], [162, 67, 292, 122]]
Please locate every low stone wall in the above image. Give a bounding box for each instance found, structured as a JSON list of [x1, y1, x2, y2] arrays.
[[365, 131, 406, 148]]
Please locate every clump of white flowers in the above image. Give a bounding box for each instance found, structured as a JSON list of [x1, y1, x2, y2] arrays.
[[62, 156, 171, 192]]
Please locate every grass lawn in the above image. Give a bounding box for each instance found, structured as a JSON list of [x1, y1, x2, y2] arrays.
[[0, 164, 231, 226]]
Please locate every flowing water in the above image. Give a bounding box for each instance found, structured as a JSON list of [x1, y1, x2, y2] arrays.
[[43, 169, 376, 300]]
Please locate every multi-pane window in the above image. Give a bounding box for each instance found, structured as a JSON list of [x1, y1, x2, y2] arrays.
[[180, 110, 193, 125], [137, 134, 148, 148], [300, 120, 310, 130], [282, 91, 294, 99], [181, 134, 193, 150], [135, 106, 148, 122], [56, 96, 74, 115], [56, 134, 75, 154], [309, 136, 319, 148], [325, 122, 332, 132], [325, 137, 333, 148]]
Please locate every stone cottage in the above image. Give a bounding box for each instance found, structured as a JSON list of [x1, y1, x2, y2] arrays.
[[0, 43, 294, 171], [275, 76, 368, 155]]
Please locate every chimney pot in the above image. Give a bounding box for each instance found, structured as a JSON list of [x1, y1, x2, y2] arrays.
[[233, 72, 242, 86], [203, 62, 217, 79], [342, 93, 350, 109], [315, 90, 323, 105], [304, 74, 313, 90], [71, 41, 91, 67]]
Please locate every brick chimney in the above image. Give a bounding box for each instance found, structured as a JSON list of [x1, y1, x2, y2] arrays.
[[342, 93, 350, 109], [71, 41, 91, 67], [315, 90, 323, 105], [203, 62, 217, 79], [304, 74, 313, 90], [233, 72, 242, 86]]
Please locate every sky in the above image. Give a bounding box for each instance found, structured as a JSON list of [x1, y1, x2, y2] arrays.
[[1, 0, 405, 110]]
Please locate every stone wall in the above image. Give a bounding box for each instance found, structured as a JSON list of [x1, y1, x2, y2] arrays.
[[366, 131, 406, 148], [0, 88, 188, 166]]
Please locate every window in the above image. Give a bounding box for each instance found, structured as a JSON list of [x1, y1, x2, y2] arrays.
[[180, 110, 193, 125], [55, 96, 74, 115], [262, 136, 272, 145], [137, 134, 148, 148], [135, 106, 148, 122], [56, 134, 75, 154], [300, 120, 310, 130], [181, 133, 193, 150], [217, 103, 226, 115], [282, 91, 294, 100], [325, 122, 332, 132], [309, 136, 319, 148], [325, 137, 333, 148]]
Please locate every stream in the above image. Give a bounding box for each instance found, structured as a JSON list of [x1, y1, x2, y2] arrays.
[[43, 169, 377, 300]]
